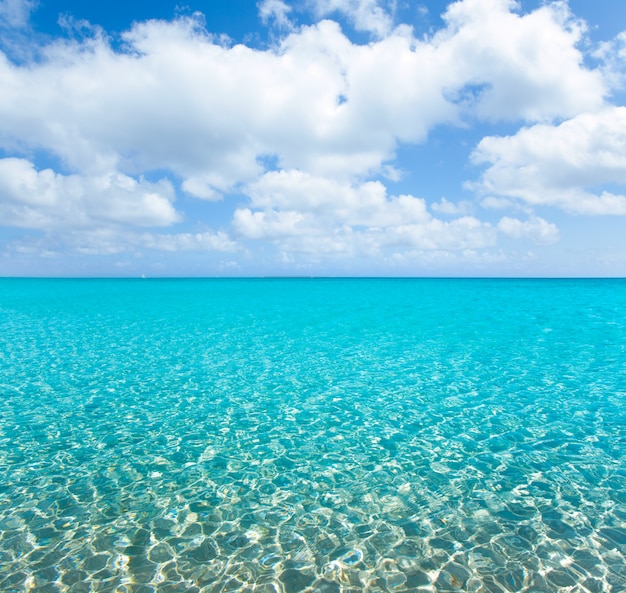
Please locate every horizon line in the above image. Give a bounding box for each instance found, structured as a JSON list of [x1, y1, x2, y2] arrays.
[[2, 275, 625, 280]]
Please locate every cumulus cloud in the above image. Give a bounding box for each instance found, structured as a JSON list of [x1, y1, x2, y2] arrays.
[[436, 0, 604, 122], [0, 158, 180, 229], [471, 106, 626, 214], [0, 0, 617, 268], [0, 0, 603, 193], [233, 170, 497, 258], [497, 216, 559, 244], [243, 170, 430, 226]]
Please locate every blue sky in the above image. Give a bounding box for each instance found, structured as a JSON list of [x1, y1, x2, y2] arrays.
[[0, 0, 625, 277]]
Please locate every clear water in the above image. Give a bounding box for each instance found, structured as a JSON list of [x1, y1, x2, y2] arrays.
[[0, 278, 625, 593]]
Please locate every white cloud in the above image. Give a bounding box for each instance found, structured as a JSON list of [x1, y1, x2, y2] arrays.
[[233, 170, 497, 257], [243, 169, 430, 226], [497, 216, 559, 244], [258, 0, 293, 29], [0, 158, 180, 229], [0, 0, 603, 192], [471, 106, 626, 214], [234, 208, 306, 240], [0, 0, 617, 268], [0, 0, 37, 28], [431, 197, 473, 215], [435, 0, 604, 122], [309, 0, 394, 38], [384, 216, 497, 250]]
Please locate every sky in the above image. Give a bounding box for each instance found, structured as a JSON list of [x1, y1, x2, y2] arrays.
[[0, 0, 625, 277]]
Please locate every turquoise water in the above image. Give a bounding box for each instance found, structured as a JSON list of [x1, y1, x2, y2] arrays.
[[0, 278, 625, 593]]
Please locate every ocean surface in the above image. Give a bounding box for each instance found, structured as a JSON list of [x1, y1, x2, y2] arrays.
[[0, 278, 625, 593]]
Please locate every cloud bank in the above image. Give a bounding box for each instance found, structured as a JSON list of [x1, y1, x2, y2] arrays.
[[0, 0, 624, 274], [472, 106, 626, 215]]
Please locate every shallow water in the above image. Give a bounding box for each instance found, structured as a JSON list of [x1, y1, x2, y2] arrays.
[[0, 278, 625, 592]]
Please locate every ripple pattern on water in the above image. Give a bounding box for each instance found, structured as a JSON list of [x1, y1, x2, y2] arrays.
[[0, 278, 625, 592]]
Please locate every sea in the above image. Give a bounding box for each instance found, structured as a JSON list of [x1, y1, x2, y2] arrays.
[[0, 278, 625, 593]]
